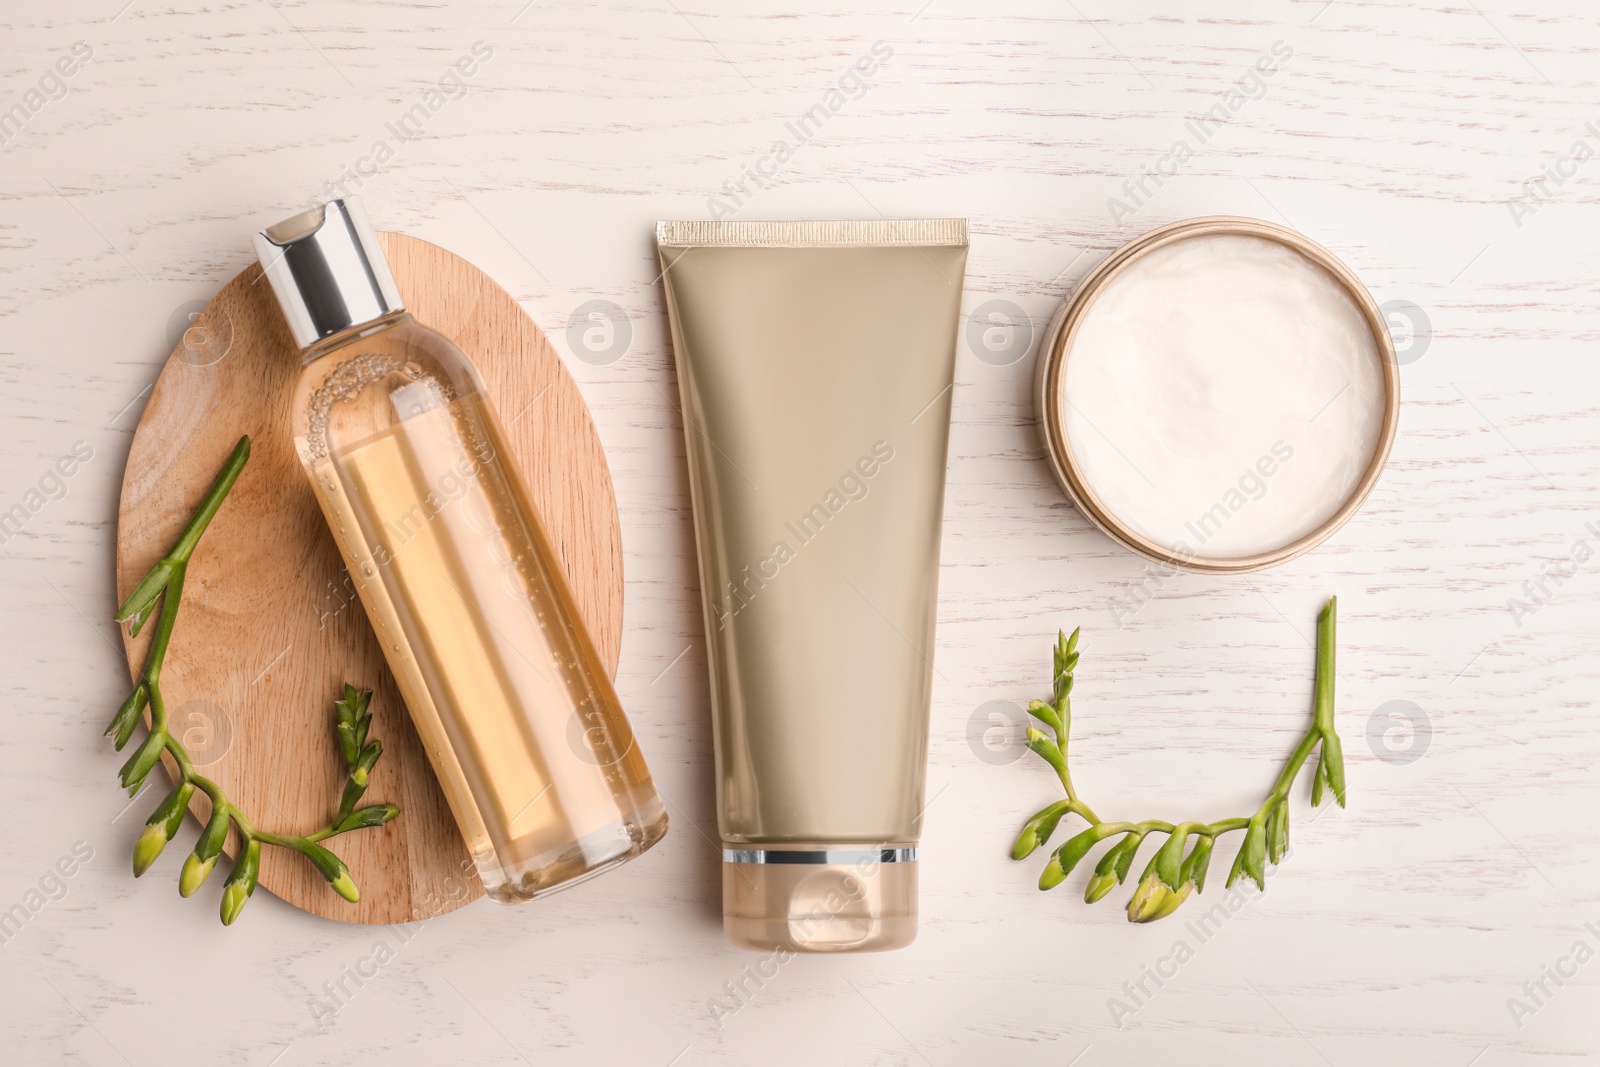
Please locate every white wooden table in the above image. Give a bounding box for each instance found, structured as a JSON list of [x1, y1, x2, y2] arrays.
[[2, 2, 1595, 1064]]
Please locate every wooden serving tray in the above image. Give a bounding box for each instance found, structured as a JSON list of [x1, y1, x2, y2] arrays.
[[115, 233, 624, 924]]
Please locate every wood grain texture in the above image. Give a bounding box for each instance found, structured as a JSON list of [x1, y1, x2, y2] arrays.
[[113, 232, 623, 924], [5, 2, 1600, 1065]]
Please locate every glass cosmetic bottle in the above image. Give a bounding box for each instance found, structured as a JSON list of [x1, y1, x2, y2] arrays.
[[253, 198, 667, 903]]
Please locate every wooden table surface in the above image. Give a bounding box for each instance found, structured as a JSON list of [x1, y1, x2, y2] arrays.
[[2, 2, 1596, 1064]]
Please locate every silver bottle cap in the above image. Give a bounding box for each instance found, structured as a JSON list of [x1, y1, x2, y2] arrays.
[[252, 197, 404, 350]]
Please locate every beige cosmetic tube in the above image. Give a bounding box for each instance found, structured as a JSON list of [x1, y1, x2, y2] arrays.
[[656, 219, 969, 952]]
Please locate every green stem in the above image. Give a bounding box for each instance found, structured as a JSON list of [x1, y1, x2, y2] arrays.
[[108, 433, 394, 922], [167, 436, 251, 564], [253, 830, 305, 850], [1314, 596, 1337, 733], [1255, 725, 1322, 821], [142, 563, 186, 693], [1049, 702, 1101, 825], [1019, 598, 1342, 908]]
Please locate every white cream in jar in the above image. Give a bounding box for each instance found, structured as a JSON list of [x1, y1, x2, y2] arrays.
[[1059, 232, 1386, 562]]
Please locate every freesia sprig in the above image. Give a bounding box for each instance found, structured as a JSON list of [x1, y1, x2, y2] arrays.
[[107, 435, 399, 924], [1012, 597, 1345, 923]]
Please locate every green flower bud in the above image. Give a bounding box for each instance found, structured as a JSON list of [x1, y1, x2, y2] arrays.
[[1013, 801, 1070, 861], [299, 841, 360, 904], [220, 881, 250, 926], [179, 852, 217, 897], [330, 871, 360, 904], [1025, 699, 1061, 733], [1038, 826, 1107, 891], [1084, 869, 1118, 903], [1012, 826, 1039, 862], [220, 840, 261, 926], [132, 823, 168, 877], [1127, 877, 1192, 923], [1144, 881, 1193, 922], [1024, 728, 1066, 775], [1126, 877, 1169, 922], [1038, 854, 1068, 890], [133, 781, 194, 876], [1085, 832, 1138, 902]]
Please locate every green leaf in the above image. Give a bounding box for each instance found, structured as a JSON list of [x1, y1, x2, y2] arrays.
[[1267, 804, 1289, 864], [134, 781, 193, 877], [1180, 836, 1215, 893], [1025, 699, 1061, 733], [351, 740, 382, 788], [334, 804, 399, 834], [149, 781, 195, 839], [1225, 841, 1247, 889], [1024, 729, 1066, 775], [1240, 822, 1268, 890], [1226, 821, 1268, 891], [1052, 630, 1081, 705], [1322, 732, 1347, 808], [194, 806, 229, 861], [181, 807, 231, 897], [107, 684, 149, 752], [115, 560, 174, 627], [118, 730, 166, 792], [1032, 803, 1071, 851], [1086, 831, 1138, 902], [1109, 832, 1145, 884], [339, 738, 385, 823], [1153, 828, 1189, 890], [337, 720, 360, 767], [335, 685, 375, 766], [125, 606, 151, 638], [1012, 801, 1069, 861]]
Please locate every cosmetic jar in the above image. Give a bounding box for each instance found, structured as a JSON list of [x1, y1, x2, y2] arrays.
[[1036, 216, 1398, 574]]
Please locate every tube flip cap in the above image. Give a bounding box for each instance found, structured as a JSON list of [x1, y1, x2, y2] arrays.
[[721, 847, 917, 953]]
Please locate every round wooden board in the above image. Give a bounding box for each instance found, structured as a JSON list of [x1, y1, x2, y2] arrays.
[[114, 233, 624, 925]]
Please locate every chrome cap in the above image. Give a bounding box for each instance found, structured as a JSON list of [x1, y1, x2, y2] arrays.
[[252, 197, 403, 350]]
